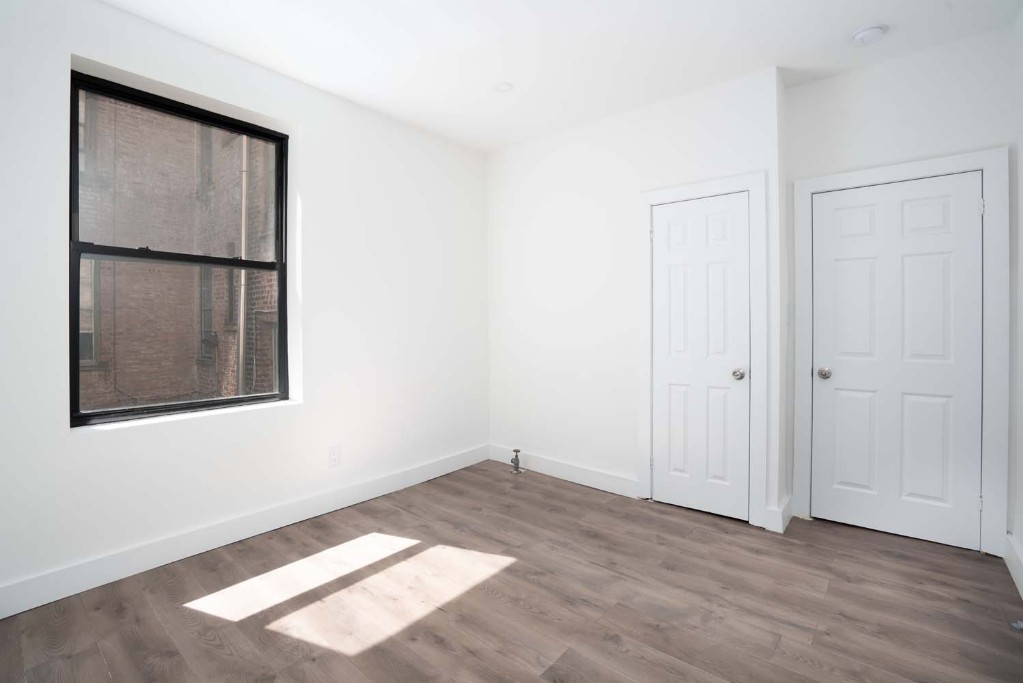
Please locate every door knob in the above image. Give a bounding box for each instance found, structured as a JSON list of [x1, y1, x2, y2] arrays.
[[817, 367, 832, 380], [732, 368, 746, 381]]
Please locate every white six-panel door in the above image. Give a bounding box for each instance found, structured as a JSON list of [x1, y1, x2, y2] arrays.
[[811, 172, 983, 549], [652, 192, 750, 520]]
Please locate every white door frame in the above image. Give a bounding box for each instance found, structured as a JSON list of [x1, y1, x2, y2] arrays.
[[639, 172, 770, 529], [793, 148, 1010, 556]]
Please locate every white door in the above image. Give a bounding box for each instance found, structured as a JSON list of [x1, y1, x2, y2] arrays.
[[811, 172, 983, 549], [652, 192, 750, 520]]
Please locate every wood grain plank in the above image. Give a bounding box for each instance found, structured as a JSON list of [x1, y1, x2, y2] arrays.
[[566, 624, 733, 683], [279, 650, 374, 683], [438, 588, 571, 675], [19, 597, 97, 672], [80, 576, 197, 683], [819, 607, 1023, 682], [770, 636, 914, 683], [138, 561, 281, 683], [197, 529, 333, 672], [396, 610, 542, 683], [0, 609, 24, 683], [813, 624, 1005, 683], [23, 642, 110, 683], [598, 602, 811, 683], [541, 648, 640, 683], [823, 577, 1023, 659]]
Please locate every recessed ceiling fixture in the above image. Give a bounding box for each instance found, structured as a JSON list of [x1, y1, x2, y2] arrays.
[[494, 82, 514, 93], [852, 25, 888, 46]]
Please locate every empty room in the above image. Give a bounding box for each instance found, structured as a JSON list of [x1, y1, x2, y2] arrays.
[[2, 0, 1023, 681]]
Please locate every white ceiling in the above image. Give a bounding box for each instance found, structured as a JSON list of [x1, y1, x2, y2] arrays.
[[101, 0, 1021, 151]]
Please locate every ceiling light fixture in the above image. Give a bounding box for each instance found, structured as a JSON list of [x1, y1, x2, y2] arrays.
[[852, 25, 888, 46], [494, 82, 514, 93]]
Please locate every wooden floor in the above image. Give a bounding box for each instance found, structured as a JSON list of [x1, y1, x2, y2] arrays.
[[3, 460, 1022, 682]]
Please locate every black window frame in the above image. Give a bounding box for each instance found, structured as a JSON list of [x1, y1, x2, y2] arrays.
[[70, 71, 289, 427]]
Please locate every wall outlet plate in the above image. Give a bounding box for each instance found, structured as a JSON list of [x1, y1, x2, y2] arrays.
[[328, 449, 340, 469]]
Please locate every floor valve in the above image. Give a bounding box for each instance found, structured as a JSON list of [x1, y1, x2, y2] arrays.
[[511, 449, 524, 475]]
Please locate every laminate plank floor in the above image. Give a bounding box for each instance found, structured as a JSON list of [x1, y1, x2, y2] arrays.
[[3, 460, 1022, 682]]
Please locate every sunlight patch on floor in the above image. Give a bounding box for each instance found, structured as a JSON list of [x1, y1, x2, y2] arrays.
[[185, 532, 420, 621], [265, 544, 516, 655]]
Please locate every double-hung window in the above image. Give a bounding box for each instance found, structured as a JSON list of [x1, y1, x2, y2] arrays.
[[70, 72, 288, 426]]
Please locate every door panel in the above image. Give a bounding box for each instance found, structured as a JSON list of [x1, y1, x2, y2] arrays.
[[652, 192, 750, 520], [832, 389, 876, 492], [811, 172, 982, 549]]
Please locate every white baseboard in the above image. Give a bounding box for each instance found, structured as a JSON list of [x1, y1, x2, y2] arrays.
[[489, 444, 639, 498], [762, 495, 792, 534], [1005, 533, 1023, 600], [0, 444, 490, 620]]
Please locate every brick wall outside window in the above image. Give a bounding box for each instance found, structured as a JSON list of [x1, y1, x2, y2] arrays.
[[77, 95, 279, 411]]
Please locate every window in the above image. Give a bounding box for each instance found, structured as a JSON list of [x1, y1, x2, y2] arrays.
[[77, 96, 86, 172], [199, 265, 215, 361], [225, 242, 238, 326], [79, 259, 99, 362], [70, 72, 288, 426]]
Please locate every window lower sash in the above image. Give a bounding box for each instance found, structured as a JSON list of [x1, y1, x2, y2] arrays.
[[71, 392, 285, 427]]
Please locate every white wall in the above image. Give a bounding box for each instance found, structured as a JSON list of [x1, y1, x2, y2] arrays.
[[487, 68, 789, 519], [773, 72, 793, 512], [0, 0, 488, 617], [786, 27, 1019, 179], [1011, 11, 1023, 575], [786, 26, 1021, 572]]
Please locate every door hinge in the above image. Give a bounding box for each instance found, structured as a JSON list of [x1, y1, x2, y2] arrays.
[[979, 198, 986, 216], [979, 495, 984, 511]]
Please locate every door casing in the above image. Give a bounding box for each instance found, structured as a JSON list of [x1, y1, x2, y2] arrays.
[[639, 172, 772, 530], [793, 148, 1010, 556]]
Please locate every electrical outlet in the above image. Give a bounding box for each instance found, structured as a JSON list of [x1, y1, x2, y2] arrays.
[[328, 449, 340, 469]]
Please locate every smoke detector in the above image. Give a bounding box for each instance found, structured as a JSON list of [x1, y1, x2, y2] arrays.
[[852, 25, 888, 46]]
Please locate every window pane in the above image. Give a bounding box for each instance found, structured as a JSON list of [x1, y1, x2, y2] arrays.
[[79, 333, 94, 361], [79, 261, 95, 333], [76, 91, 278, 262], [79, 259, 98, 362], [78, 256, 280, 413]]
